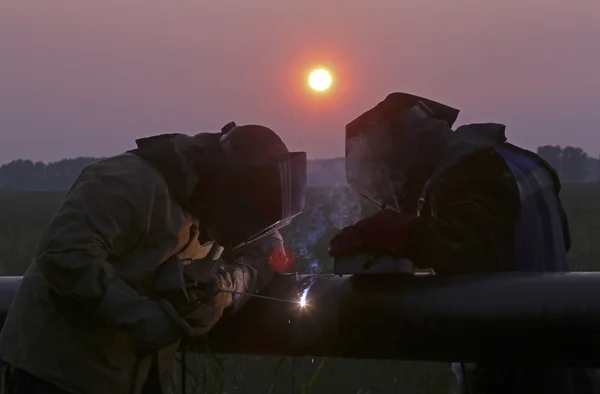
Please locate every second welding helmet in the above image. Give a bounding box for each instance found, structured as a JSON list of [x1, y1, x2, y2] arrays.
[[345, 93, 459, 213], [201, 122, 307, 250]]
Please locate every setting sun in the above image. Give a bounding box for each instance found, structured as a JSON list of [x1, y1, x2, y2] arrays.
[[308, 68, 332, 91]]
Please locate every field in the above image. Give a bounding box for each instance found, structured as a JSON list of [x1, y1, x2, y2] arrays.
[[0, 184, 599, 393]]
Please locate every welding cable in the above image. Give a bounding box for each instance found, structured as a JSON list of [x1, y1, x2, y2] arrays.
[[460, 362, 472, 394], [180, 338, 188, 394]]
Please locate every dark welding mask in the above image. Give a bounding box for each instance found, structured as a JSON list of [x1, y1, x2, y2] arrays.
[[204, 122, 307, 250], [345, 93, 459, 212]]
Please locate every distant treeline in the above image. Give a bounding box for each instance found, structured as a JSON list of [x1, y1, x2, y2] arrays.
[[0, 145, 598, 190], [536, 145, 597, 183], [0, 157, 100, 191]]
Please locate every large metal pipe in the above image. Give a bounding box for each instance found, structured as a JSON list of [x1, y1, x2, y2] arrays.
[[1, 273, 600, 366]]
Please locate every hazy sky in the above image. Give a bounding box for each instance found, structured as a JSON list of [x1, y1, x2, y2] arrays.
[[1, 0, 599, 163]]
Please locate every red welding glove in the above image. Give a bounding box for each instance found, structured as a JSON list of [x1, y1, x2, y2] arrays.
[[328, 209, 416, 258]]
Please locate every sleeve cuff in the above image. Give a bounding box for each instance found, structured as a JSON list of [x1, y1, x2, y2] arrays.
[[95, 277, 190, 351]]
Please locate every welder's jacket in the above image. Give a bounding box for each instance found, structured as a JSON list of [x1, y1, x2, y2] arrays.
[[404, 123, 600, 393], [0, 134, 283, 394], [406, 123, 570, 274]]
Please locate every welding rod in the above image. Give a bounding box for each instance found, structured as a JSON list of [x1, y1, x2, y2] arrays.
[[218, 289, 303, 305]]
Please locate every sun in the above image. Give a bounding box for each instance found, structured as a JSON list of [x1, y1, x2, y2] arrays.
[[308, 68, 332, 91]]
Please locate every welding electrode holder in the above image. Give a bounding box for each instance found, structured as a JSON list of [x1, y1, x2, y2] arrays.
[[153, 244, 225, 339]]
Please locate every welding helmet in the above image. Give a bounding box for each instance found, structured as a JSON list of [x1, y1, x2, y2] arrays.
[[202, 122, 307, 250], [345, 93, 459, 212]]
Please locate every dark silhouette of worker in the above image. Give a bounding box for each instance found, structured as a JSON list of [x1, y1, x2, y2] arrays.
[[0, 122, 306, 394], [329, 93, 600, 394]]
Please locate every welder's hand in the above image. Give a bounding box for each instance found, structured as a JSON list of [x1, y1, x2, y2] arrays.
[[328, 209, 416, 258], [181, 261, 222, 305], [183, 267, 233, 335]]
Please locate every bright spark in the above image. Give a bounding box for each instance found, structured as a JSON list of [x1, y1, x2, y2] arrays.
[[299, 287, 309, 308]]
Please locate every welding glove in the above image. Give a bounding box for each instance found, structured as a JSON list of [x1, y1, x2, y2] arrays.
[[219, 232, 287, 313], [180, 263, 233, 335], [328, 209, 416, 258]]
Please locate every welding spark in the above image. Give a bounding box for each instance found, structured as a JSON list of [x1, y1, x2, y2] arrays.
[[299, 286, 311, 308]]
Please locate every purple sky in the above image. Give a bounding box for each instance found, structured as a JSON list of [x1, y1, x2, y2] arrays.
[[1, 0, 599, 163]]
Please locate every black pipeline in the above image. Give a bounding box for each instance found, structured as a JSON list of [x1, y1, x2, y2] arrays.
[[1, 273, 600, 366]]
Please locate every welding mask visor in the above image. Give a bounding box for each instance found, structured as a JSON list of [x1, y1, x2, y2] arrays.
[[345, 93, 459, 211], [207, 151, 307, 250]]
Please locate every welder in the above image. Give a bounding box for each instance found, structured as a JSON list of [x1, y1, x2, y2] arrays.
[[329, 93, 600, 394], [0, 122, 306, 394]]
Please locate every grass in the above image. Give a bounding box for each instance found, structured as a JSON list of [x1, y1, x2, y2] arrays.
[[0, 184, 599, 393]]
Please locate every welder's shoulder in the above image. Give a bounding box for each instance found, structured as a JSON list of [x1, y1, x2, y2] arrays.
[[432, 147, 521, 212], [444, 147, 513, 181], [80, 153, 166, 184], [65, 153, 170, 211]]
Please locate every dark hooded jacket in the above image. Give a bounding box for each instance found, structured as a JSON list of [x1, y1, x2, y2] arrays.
[[403, 123, 599, 394], [0, 133, 284, 394], [405, 123, 570, 274]]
